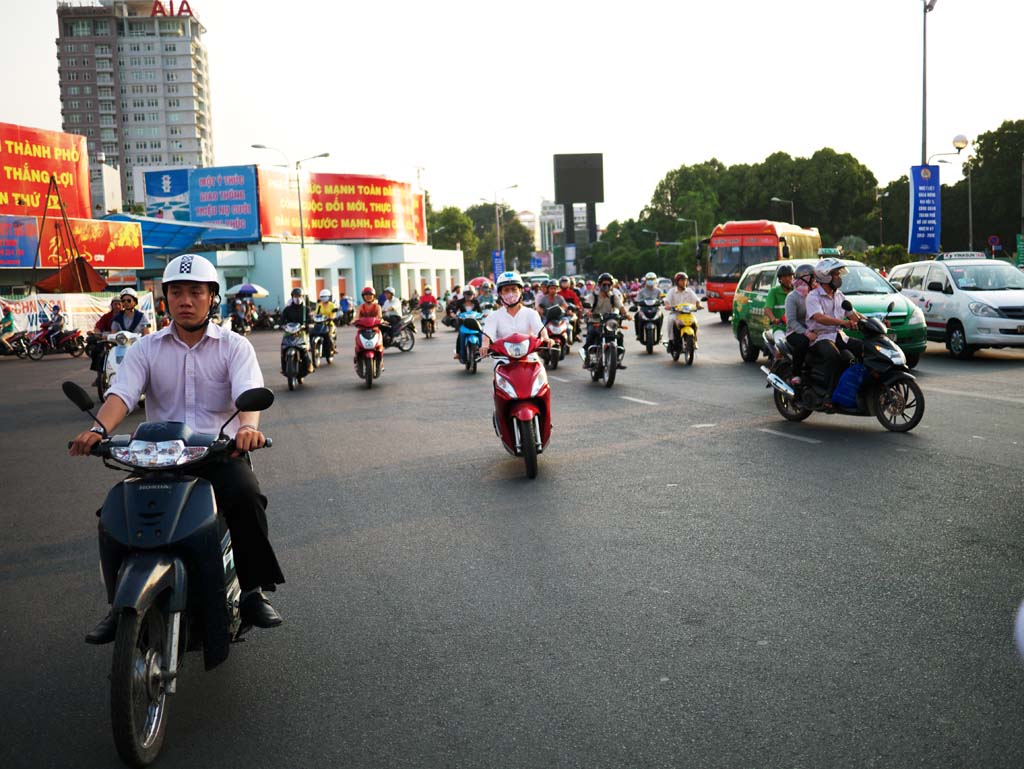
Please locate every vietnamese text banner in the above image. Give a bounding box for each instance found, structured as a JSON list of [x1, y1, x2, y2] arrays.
[[0, 291, 154, 333], [189, 165, 260, 243], [0, 122, 92, 219], [37, 217, 144, 270], [257, 168, 426, 243], [908, 165, 941, 254], [0, 215, 40, 268]]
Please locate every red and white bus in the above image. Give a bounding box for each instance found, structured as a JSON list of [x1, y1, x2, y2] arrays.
[[702, 220, 821, 321]]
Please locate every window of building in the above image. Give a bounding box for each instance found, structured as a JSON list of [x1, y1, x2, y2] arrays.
[[146, 84, 158, 93], [67, 114, 82, 124], [171, 154, 184, 164], [167, 98, 180, 107], [95, 20, 111, 35], [129, 43, 141, 52], [86, 114, 95, 123], [143, 56, 156, 66], [98, 87, 113, 97], [166, 85, 178, 94], [128, 22, 151, 37], [144, 43, 155, 52], [83, 71, 92, 80], [96, 44, 111, 56], [168, 127, 182, 136], [100, 116, 114, 126], [83, 86, 92, 94], [149, 141, 162, 149], [168, 113, 181, 123], [163, 57, 177, 67], [64, 44, 76, 53], [68, 86, 80, 96], [68, 100, 80, 109], [165, 72, 177, 82], [159, 20, 183, 35], [67, 71, 78, 81], [68, 20, 92, 36], [146, 112, 159, 122]]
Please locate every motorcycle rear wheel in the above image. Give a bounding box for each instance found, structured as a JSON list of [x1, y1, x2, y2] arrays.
[[774, 389, 812, 422], [520, 418, 538, 479], [397, 329, 415, 352], [27, 343, 44, 361], [69, 338, 86, 357], [111, 606, 169, 768], [875, 380, 924, 432], [602, 345, 616, 388]]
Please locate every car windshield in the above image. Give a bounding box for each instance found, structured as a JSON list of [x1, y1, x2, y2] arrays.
[[947, 262, 1024, 291], [840, 265, 896, 295], [708, 245, 778, 279]]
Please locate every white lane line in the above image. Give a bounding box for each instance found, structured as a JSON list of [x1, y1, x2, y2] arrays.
[[757, 428, 822, 445], [927, 387, 1024, 406], [549, 375, 570, 382], [620, 396, 659, 406], [691, 423, 717, 428]]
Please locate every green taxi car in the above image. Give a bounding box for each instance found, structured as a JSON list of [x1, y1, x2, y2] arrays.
[[731, 259, 928, 367]]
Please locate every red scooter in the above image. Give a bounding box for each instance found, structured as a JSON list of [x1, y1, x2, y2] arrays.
[[489, 333, 552, 479], [353, 316, 384, 388], [27, 322, 86, 360]]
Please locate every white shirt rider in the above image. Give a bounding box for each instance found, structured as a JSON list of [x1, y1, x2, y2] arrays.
[[381, 292, 402, 317], [480, 281, 549, 355]]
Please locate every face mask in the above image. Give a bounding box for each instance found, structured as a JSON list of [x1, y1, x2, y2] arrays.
[[501, 289, 521, 307], [794, 280, 810, 296], [831, 276, 843, 289], [599, 284, 611, 293]]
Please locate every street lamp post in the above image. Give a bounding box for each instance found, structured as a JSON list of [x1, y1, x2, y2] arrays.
[[483, 184, 517, 270], [876, 191, 890, 246], [966, 157, 974, 251], [252, 144, 329, 296], [770, 196, 795, 224], [922, 0, 938, 165], [642, 228, 660, 260], [430, 225, 447, 245]]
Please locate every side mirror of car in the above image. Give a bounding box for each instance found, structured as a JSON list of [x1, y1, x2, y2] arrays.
[[889, 281, 903, 292], [927, 281, 944, 292], [944, 285, 954, 295]]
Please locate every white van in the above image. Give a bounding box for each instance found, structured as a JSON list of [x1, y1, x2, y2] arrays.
[[889, 253, 1024, 358]]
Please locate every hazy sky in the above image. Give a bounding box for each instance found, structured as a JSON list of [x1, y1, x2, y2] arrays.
[[2, 0, 1021, 225]]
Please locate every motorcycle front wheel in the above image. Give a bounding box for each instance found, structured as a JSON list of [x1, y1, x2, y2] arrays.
[[111, 606, 169, 767], [397, 329, 415, 352], [549, 347, 559, 370], [602, 345, 616, 388], [520, 418, 538, 479], [364, 359, 373, 389], [69, 338, 86, 357], [774, 388, 812, 422], [683, 336, 695, 366], [875, 380, 924, 432], [27, 343, 44, 361]]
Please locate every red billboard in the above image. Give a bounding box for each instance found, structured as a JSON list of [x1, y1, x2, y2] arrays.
[[38, 217, 144, 270], [0, 122, 92, 219], [258, 168, 426, 244]]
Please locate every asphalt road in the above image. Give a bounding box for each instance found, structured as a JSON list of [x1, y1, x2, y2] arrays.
[[2, 313, 1023, 768]]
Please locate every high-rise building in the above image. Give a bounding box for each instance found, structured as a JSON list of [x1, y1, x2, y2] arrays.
[[55, 0, 214, 206], [539, 201, 589, 250]]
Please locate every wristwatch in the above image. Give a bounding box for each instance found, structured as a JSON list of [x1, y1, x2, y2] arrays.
[[89, 427, 105, 436]]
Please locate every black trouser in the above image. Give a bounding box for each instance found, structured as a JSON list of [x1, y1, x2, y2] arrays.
[[786, 332, 810, 378], [190, 456, 285, 592], [90, 344, 107, 372], [810, 336, 864, 397]]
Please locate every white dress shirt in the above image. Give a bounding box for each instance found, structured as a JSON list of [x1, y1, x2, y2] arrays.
[[483, 305, 544, 341], [804, 286, 849, 344], [106, 321, 264, 437]]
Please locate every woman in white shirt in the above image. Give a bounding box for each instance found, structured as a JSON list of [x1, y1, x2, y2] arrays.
[[480, 271, 550, 356]]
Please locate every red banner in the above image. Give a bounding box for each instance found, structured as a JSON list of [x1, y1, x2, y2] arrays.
[[38, 217, 144, 270], [0, 122, 92, 220], [258, 168, 426, 244]]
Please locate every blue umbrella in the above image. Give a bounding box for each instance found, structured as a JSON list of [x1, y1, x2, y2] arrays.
[[225, 282, 269, 297]]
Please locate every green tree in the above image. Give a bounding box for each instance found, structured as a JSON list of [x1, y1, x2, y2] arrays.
[[428, 205, 478, 260]]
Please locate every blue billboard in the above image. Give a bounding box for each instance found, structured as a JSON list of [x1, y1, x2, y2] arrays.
[[908, 164, 941, 255], [144, 168, 191, 221], [0, 215, 40, 268], [491, 249, 505, 277], [189, 165, 260, 243]]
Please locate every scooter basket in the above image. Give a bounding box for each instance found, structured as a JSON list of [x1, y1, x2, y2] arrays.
[[833, 363, 866, 409]]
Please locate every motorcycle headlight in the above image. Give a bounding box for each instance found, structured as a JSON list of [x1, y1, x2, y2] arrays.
[[111, 440, 208, 468], [908, 305, 925, 326], [115, 332, 128, 346], [873, 344, 906, 365], [531, 370, 548, 397], [504, 340, 530, 358], [359, 334, 378, 348], [494, 373, 518, 399], [604, 319, 619, 332], [968, 302, 1002, 318]]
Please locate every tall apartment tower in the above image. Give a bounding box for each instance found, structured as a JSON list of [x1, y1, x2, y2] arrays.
[[55, 0, 214, 207]]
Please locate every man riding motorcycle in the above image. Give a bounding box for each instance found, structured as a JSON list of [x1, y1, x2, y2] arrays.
[[111, 287, 150, 336], [784, 264, 817, 384], [452, 287, 482, 359], [69, 253, 285, 643], [479, 271, 551, 357], [583, 273, 630, 368], [380, 286, 403, 344], [663, 271, 703, 348], [89, 298, 122, 381], [281, 288, 314, 374], [634, 272, 662, 342], [557, 276, 583, 310], [536, 279, 568, 315], [806, 257, 865, 407]]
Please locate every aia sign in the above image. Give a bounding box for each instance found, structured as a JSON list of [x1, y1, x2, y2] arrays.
[[150, 1, 195, 16]]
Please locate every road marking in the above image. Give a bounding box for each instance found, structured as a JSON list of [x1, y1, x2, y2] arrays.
[[757, 428, 822, 445], [548, 375, 571, 383], [927, 387, 1024, 406], [620, 396, 659, 406], [691, 423, 717, 428], [972, 435, 986, 441]]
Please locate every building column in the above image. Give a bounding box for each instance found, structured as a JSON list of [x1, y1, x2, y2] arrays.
[[353, 245, 373, 294]]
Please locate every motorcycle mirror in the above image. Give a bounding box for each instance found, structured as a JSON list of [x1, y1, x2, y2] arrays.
[[62, 380, 95, 411], [629, 305, 637, 312], [885, 301, 895, 314], [841, 300, 853, 312], [234, 387, 275, 413]]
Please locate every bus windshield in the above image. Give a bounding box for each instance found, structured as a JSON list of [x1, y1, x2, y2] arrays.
[[708, 245, 778, 279]]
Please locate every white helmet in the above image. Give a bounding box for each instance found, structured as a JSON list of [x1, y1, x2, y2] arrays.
[[384, 286, 395, 295], [644, 271, 657, 281], [813, 257, 847, 284], [423, 285, 432, 293], [495, 270, 524, 290], [119, 286, 139, 301], [318, 289, 331, 301], [162, 253, 220, 295]]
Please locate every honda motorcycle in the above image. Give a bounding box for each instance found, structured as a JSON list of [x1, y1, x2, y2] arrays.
[[1, 330, 30, 358], [539, 305, 569, 371], [489, 334, 552, 479], [632, 297, 663, 354], [28, 322, 86, 360], [665, 303, 698, 365], [62, 381, 273, 768], [280, 322, 311, 391], [419, 303, 437, 338], [354, 316, 384, 389], [760, 300, 924, 432], [309, 314, 335, 367], [382, 313, 416, 352], [581, 311, 625, 388], [455, 309, 484, 374], [98, 330, 142, 403]]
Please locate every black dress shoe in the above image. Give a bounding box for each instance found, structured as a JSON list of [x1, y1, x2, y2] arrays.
[[240, 592, 283, 629], [85, 610, 117, 645]]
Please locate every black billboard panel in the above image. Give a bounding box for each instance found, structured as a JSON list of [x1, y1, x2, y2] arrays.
[[554, 153, 604, 204]]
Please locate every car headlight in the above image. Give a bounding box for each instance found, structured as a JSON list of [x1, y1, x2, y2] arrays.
[[504, 340, 530, 358], [494, 373, 518, 399], [908, 305, 925, 326], [111, 440, 208, 468], [968, 302, 1002, 318]]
